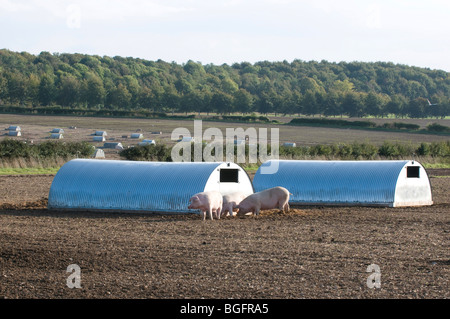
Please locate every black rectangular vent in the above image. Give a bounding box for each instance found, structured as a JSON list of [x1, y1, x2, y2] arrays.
[[407, 166, 420, 178], [220, 169, 239, 183]]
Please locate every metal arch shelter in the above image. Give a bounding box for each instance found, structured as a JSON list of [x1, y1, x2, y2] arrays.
[[253, 160, 433, 207], [48, 159, 254, 213]]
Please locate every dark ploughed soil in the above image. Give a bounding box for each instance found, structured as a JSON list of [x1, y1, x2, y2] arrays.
[[0, 170, 448, 299]]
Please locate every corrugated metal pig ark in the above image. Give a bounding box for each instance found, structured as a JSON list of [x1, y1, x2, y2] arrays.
[[48, 159, 254, 213], [253, 160, 433, 207]]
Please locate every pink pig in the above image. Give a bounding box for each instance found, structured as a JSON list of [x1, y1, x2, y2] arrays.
[[236, 186, 291, 217], [221, 192, 248, 217], [188, 191, 223, 221]]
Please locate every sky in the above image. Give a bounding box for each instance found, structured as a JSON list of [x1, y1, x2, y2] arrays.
[[1, 0, 449, 71]]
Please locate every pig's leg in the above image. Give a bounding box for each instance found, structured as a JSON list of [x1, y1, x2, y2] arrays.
[[227, 204, 234, 217], [215, 208, 221, 220], [220, 206, 226, 217], [278, 201, 283, 212], [201, 210, 206, 221], [279, 199, 289, 213], [208, 208, 214, 220]]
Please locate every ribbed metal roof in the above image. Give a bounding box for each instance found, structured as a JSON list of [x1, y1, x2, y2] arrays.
[[48, 159, 241, 213], [253, 160, 431, 207]]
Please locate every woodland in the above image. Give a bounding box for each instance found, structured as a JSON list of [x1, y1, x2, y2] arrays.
[[0, 49, 449, 118]]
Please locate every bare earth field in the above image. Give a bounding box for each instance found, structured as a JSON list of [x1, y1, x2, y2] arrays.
[[0, 170, 448, 300], [1, 114, 450, 148]]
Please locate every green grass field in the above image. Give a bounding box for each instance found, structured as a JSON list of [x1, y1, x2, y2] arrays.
[[0, 167, 60, 175]]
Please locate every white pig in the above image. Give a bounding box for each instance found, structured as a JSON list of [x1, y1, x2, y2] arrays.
[[188, 191, 223, 221], [221, 192, 248, 217], [236, 186, 290, 217]]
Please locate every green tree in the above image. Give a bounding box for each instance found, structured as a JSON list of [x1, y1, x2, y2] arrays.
[[385, 94, 407, 117], [38, 75, 55, 106], [364, 92, 383, 117], [0, 72, 7, 103], [175, 78, 193, 95], [6, 72, 27, 105], [161, 86, 180, 113], [233, 88, 254, 114], [302, 90, 317, 116], [57, 75, 80, 107], [221, 78, 239, 94], [211, 91, 234, 114], [342, 92, 365, 117], [107, 83, 132, 109], [330, 79, 354, 95], [139, 86, 161, 112], [83, 74, 105, 108], [288, 91, 303, 115], [323, 91, 343, 117], [27, 74, 40, 106], [405, 97, 427, 118], [299, 77, 324, 95]]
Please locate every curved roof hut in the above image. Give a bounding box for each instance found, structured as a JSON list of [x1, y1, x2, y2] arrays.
[[130, 133, 144, 139], [8, 131, 21, 136], [93, 136, 106, 142], [48, 159, 254, 213], [253, 160, 433, 207], [103, 142, 123, 149], [95, 131, 107, 136], [138, 139, 156, 146], [8, 125, 21, 131], [50, 133, 63, 139], [91, 149, 105, 159]]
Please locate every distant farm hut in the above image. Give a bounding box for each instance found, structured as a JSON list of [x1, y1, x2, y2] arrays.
[[253, 160, 433, 207], [95, 131, 107, 137], [283, 142, 296, 147], [138, 139, 156, 146], [130, 133, 144, 139], [103, 142, 123, 150], [50, 133, 64, 139], [93, 136, 106, 142], [48, 159, 254, 213], [92, 149, 105, 159], [7, 125, 21, 131], [8, 131, 21, 137], [51, 128, 65, 134], [178, 136, 195, 142]]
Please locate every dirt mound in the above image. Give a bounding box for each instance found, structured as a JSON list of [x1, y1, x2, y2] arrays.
[[0, 198, 48, 210], [427, 168, 450, 177]]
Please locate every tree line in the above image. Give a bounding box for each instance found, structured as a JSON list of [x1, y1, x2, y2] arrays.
[[0, 49, 449, 118]]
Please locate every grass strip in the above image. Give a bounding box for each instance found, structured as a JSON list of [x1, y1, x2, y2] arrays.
[[0, 167, 60, 175]]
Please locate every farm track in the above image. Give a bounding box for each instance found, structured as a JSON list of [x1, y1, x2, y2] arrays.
[[0, 170, 448, 299]]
